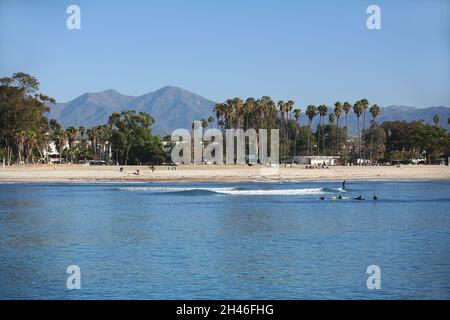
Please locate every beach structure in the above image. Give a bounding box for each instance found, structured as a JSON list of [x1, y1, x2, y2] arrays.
[[43, 141, 63, 163], [293, 156, 340, 166]]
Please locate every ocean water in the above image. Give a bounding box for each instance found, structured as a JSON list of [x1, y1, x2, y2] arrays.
[[0, 180, 449, 299]]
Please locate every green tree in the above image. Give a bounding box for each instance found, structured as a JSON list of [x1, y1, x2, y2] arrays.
[[293, 108, 301, 157], [360, 98, 370, 160], [109, 110, 156, 165], [306, 105, 317, 155], [317, 105, 328, 155], [369, 104, 381, 162], [0, 73, 54, 165], [53, 129, 67, 163], [433, 114, 440, 127], [333, 102, 342, 155], [207, 116, 215, 129], [353, 101, 364, 162]]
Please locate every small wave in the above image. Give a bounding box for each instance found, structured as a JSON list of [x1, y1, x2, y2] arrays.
[[117, 186, 327, 196], [117, 187, 234, 193]]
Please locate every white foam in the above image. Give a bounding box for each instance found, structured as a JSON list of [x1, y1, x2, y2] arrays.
[[117, 187, 235, 193], [117, 186, 326, 196], [218, 188, 325, 195]]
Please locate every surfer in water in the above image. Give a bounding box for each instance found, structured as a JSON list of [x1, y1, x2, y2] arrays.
[[338, 195, 343, 200], [373, 194, 378, 200], [320, 196, 325, 200], [354, 195, 364, 200], [342, 180, 346, 190]]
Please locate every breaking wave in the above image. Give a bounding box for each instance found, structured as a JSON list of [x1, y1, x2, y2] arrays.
[[117, 186, 328, 196]]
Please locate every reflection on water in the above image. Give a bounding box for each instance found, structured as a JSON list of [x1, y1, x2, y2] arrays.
[[0, 180, 450, 299]]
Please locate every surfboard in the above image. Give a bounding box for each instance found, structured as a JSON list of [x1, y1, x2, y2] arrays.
[[331, 196, 349, 200]]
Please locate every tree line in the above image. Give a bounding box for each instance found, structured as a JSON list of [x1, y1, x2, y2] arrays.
[[1, 72, 449, 165], [0, 73, 167, 165], [210, 97, 449, 164]]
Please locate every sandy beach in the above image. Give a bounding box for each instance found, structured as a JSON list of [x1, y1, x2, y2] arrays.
[[0, 164, 449, 183]]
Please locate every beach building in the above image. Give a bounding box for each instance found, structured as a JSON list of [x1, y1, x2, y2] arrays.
[[43, 141, 65, 163], [293, 156, 340, 166]]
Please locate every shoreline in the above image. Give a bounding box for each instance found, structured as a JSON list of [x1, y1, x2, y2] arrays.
[[1, 164, 449, 183]]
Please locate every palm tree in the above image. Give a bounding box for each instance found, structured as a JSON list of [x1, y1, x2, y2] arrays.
[[334, 102, 342, 155], [317, 105, 328, 155], [433, 114, 440, 127], [213, 103, 226, 130], [67, 127, 78, 145], [342, 102, 352, 139], [278, 100, 286, 157], [306, 105, 317, 155], [243, 97, 256, 129], [87, 127, 99, 160], [201, 118, 208, 129], [226, 98, 242, 128], [54, 129, 67, 163], [223, 102, 233, 129], [262, 96, 277, 129], [285, 100, 295, 158], [329, 113, 335, 124], [293, 108, 301, 157], [360, 98, 370, 161], [342, 102, 352, 163], [369, 104, 381, 163], [79, 126, 86, 139], [66, 127, 78, 162], [232, 97, 244, 128], [353, 101, 364, 163], [207, 116, 215, 129]]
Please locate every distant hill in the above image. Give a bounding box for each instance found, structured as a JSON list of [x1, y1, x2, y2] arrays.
[[48, 86, 216, 135], [48, 88, 449, 136], [377, 105, 449, 125]]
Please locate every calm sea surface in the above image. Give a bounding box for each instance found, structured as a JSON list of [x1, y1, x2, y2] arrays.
[[0, 180, 449, 299]]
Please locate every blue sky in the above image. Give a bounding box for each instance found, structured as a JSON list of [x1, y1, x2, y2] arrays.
[[1, 0, 449, 107]]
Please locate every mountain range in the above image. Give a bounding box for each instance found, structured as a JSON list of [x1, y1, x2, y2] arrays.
[[48, 86, 216, 136], [48, 86, 450, 135]]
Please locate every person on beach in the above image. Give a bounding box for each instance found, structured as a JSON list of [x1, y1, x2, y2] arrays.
[[133, 169, 140, 175]]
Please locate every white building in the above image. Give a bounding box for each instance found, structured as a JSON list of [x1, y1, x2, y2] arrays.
[[294, 156, 340, 166]]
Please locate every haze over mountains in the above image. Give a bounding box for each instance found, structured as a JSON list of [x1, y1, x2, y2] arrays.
[[48, 86, 450, 135]]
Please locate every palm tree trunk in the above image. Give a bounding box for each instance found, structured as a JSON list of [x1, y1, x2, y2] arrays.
[[357, 117, 361, 163], [285, 113, 289, 159], [370, 117, 376, 163], [294, 127, 298, 158], [362, 111, 366, 162], [345, 114, 348, 163], [317, 119, 320, 156], [307, 121, 311, 156], [370, 127, 374, 163], [336, 118, 339, 155], [322, 118, 325, 156]]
